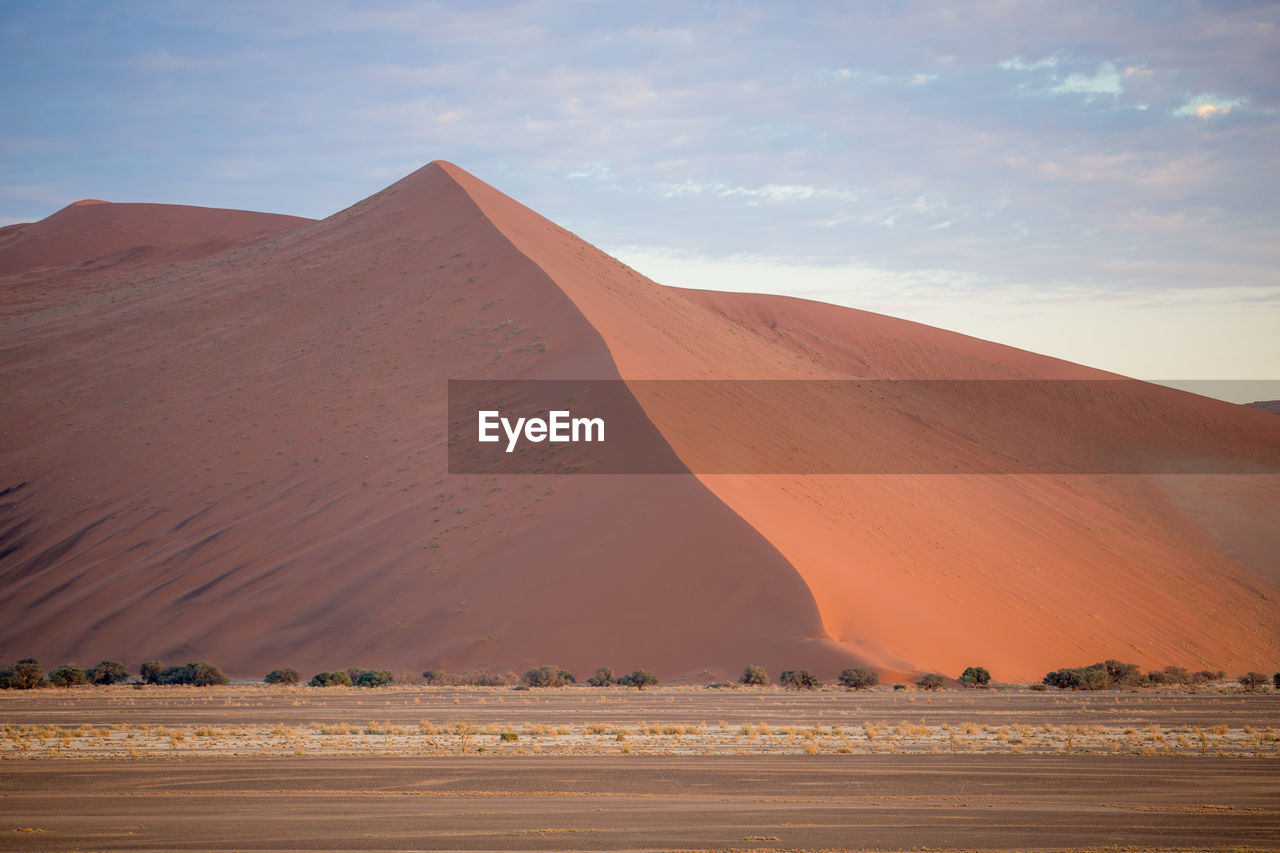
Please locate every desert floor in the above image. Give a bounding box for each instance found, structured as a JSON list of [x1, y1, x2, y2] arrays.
[[2, 684, 1278, 851]]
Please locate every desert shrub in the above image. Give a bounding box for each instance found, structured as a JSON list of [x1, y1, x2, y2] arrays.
[[739, 665, 769, 686], [264, 668, 301, 685], [355, 669, 393, 687], [309, 670, 352, 687], [1044, 666, 1111, 690], [1274, 672, 1280, 690], [1159, 665, 1193, 685], [1238, 672, 1269, 690], [587, 667, 615, 687], [421, 669, 443, 685], [345, 667, 364, 684], [158, 662, 228, 686], [454, 670, 513, 686], [1101, 660, 1144, 686], [780, 670, 820, 690], [140, 660, 163, 684], [0, 659, 43, 690], [498, 731, 519, 741], [1145, 669, 1167, 685], [917, 673, 945, 691], [959, 666, 991, 687], [892, 683, 906, 691], [49, 663, 87, 687], [1029, 682, 1048, 691], [838, 668, 879, 690], [522, 665, 575, 687], [1195, 670, 1226, 683], [706, 682, 734, 689], [618, 669, 659, 689], [88, 661, 130, 685]]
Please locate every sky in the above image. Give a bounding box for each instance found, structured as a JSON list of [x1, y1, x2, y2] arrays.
[[2, 1, 1278, 399]]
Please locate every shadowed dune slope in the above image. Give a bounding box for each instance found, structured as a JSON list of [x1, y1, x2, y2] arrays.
[[0, 164, 839, 680], [2, 161, 1278, 682]]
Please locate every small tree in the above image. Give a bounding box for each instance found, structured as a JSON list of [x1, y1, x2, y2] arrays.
[[421, 669, 443, 685], [1101, 660, 1143, 686], [355, 669, 393, 687], [780, 670, 820, 690], [618, 669, 658, 689], [522, 665, 575, 687], [587, 667, 615, 687], [140, 660, 163, 684], [959, 666, 991, 687], [1274, 672, 1280, 690], [1238, 672, 1268, 690], [739, 665, 769, 686], [49, 663, 87, 686], [265, 668, 301, 685], [917, 673, 945, 691], [88, 661, 130, 685], [309, 670, 352, 687], [0, 659, 43, 690], [838, 668, 878, 690]]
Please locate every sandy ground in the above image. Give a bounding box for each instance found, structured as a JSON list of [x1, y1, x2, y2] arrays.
[[3, 756, 1278, 851], [3, 686, 1279, 851]]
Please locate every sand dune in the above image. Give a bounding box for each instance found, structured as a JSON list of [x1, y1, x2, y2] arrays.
[[2, 161, 1276, 681]]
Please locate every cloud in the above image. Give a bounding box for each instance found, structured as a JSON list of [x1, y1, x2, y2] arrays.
[[1172, 94, 1248, 118], [999, 55, 1058, 72], [1050, 62, 1123, 98]]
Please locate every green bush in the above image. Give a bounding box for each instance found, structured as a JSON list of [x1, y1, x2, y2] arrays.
[[739, 665, 769, 686], [618, 669, 659, 689], [959, 666, 991, 687], [587, 667, 615, 687], [779, 670, 820, 690], [158, 662, 229, 686], [838, 668, 878, 690], [140, 661, 163, 684], [264, 668, 301, 685], [917, 673, 945, 691], [522, 665, 575, 687], [0, 659, 43, 690], [1044, 666, 1111, 690], [49, 663, 87, 687], [355, 669, 393, 687], [309, 670, 352, 687], [88, 661, 130, 685]]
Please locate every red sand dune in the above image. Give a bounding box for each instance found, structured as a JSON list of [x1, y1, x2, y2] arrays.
[[1, 162, 1277, 682]]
